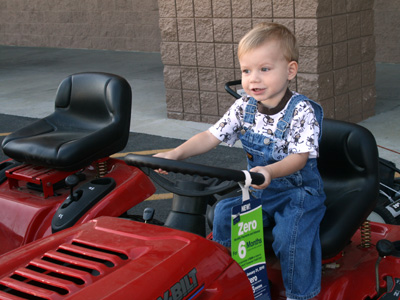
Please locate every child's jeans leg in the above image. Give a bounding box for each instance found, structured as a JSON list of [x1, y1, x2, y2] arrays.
[[271, 189, 326, 300], [212, 195, 243, 248]]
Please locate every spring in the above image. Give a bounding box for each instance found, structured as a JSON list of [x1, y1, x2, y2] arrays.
[[96, 160, 108, 178], [360, 220, 372, 248]]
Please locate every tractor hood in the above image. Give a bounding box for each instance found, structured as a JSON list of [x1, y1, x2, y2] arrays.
[[0, 217, 251, 299]]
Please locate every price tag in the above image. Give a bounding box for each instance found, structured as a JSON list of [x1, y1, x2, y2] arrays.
[[231, 198, 271, 300]]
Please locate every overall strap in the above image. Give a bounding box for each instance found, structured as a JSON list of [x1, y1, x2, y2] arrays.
[[242, 97, 258, 127], [274, 94, 324, 141]]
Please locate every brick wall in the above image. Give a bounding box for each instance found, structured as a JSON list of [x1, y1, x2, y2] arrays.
[[0, 0, 161, 52], [159, 0, 376, 123], [374, 0, 400, 63]]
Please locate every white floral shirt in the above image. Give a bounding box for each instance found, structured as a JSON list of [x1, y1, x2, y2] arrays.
[[209, 92, 321, 160]]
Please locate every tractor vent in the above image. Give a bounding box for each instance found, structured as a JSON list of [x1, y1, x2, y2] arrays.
[[0, 241, 129, 299]]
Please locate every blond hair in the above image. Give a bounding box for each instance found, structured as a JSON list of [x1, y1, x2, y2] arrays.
[[238, 22, 299, 62]]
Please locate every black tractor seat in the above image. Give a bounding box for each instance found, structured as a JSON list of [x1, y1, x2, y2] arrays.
[[317, 119, 379, 259], [208, 119, 380, 260], [1, 72, 132, 171]]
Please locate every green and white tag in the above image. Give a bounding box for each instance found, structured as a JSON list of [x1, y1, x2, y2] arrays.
[[231, 198, 271, 300]]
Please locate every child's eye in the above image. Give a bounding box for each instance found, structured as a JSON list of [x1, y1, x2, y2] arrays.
[[261, 67, 269, 72], [242, 69, 250, 74]]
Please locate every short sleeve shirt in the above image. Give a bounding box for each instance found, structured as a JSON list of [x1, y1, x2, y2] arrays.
[[208, 92, 321, 159]]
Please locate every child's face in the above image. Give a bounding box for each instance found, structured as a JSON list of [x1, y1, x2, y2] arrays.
[[239, 40, 297, 108]]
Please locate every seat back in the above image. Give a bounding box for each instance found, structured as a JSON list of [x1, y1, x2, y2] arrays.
[[317, 119, 379, 258], [1, 72, 132, 171], [53, 72, 128, 129]]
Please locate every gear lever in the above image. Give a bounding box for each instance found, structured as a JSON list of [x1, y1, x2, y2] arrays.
[[65, 174, 80, 201]]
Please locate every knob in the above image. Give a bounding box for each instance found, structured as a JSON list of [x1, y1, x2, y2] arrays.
[[376, 239, 396, 257], [65, 174, 80, 201]]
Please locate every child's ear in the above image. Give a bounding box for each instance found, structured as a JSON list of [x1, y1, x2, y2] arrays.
[[288, 61, 298, 80]]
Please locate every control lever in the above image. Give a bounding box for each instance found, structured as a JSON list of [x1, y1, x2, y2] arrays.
[[143, 207, 155, 223], [65, 174, 80, 201], [375, 239, 396, 294]]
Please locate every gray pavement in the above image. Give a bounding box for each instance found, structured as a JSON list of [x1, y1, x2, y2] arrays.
[[0, 45, 399, 167], [360, 63, 400, 168]]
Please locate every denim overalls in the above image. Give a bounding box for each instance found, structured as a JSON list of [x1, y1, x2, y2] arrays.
[[213, 95, 326, 300]]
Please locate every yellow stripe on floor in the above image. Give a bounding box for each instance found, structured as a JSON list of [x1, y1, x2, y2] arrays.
[[111, 149, 174, 158], [146, 193, 173, 201], [0, 132, 11, 136]]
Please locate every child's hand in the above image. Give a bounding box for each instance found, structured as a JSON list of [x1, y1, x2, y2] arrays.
[[153, 151, 177, 174], [249, 166, 272, 189], [151, 130, 221, 175]]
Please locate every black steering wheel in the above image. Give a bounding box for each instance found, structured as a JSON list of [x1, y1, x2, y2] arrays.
[[124, 154, 265, 197]]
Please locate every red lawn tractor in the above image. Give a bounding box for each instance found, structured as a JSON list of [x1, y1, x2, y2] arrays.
[[0, 73, 399, 300]]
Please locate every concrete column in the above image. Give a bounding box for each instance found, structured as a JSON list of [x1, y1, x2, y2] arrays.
[[159, 0, 376, 123]]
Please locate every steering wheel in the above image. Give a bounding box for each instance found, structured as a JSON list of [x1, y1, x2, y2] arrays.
[[124, 154, 265, 197]]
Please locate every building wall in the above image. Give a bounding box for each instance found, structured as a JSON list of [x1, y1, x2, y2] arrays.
[[159, 0, 376, 123], [374, 0, 400, 63], [0, 0, 161, 52], [1, 0, 395, 122]]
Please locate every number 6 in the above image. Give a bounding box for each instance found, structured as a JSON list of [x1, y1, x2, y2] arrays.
[[239, 240, 246, 259]]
